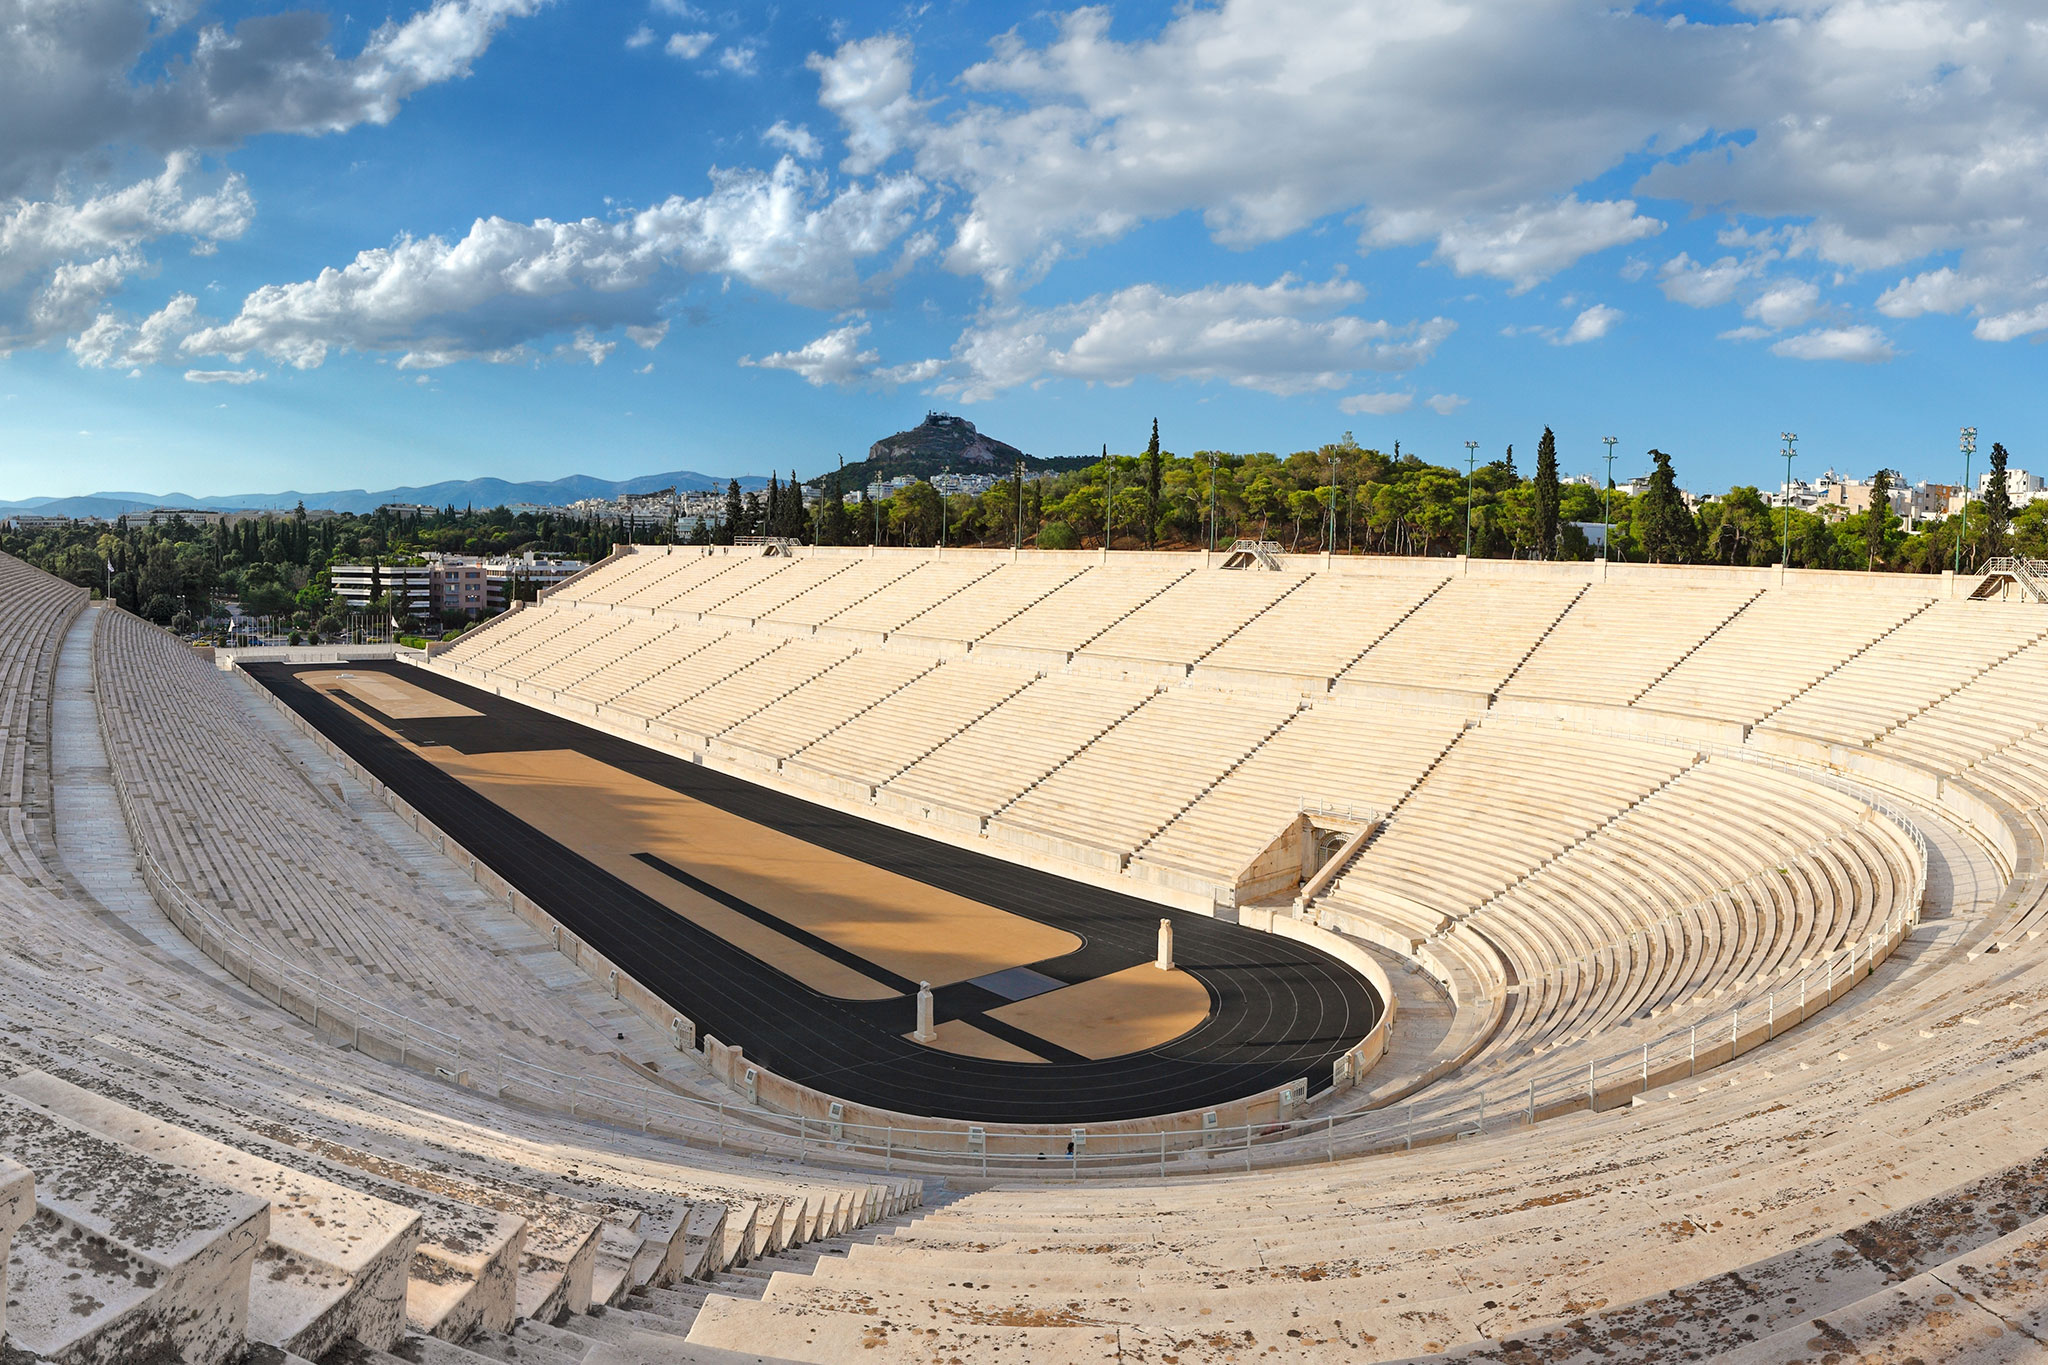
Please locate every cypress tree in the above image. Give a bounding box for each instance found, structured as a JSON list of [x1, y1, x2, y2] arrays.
[[1143, 418, 1162, 547], [1533, 428, 1561, 558], [1866, 468, 1892, 571], [1638, 449, 1697, 564], [722, 479, 743, 545], [1985, 442, 2013, 553]]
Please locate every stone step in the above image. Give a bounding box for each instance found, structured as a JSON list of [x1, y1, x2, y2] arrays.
[[2, 1066, 523, 1345], [0, 1155, 32, 1343], [0, 1092, 269, 1365], [2, 1068, 420, 1358]]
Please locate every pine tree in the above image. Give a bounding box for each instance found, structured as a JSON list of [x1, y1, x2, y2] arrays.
[[1533, 428, 1561, 558], [1143, 418, 1162, 547], [1985, 442, 2013, 553]]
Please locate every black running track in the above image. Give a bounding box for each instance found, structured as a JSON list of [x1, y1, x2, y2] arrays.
[[248, 662, 1380, 1124]]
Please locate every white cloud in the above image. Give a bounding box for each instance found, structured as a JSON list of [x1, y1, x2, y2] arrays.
[[1770, 325, 1896, 363], [744, 275, 1452, 401], [1658, 253, 1758, 309], [806, 36, 924, 176], [3, 155, 251, 355], [1875, 266, 2005, 319], [183, 368, 264, 384], [1974, 301, 2048, 343], [627, 25, 657, 49], [1554, 303, 1622, 346], [718, 45, 760, 76], [1339, 392, 1414, 416], [164, 159, 923, 370], [1717, 325, 1774, 342], [935, 276, 1453, 402], [563, 330, 615, 366], [1390, 197, 1663, 293], [763, 122, 822, 159], [71, 292, 199, 369], [652, 0, 703, 15], [1746, 280, 1822, 330], [740, 321, 939, 388], [625, 321, 669, 349], [666, 32, 714, 60], [1426, 394, 1468, 415], [780, 2, 2048, 336], [0, 0, 550, 199]]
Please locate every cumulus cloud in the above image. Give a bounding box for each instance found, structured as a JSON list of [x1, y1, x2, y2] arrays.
[[1770, 325, 1897, 363], [781, 2, 2048, 336], [1339, 392, 1414, 416], [763, 122, 822, 159], [1389, 198, 1663, 293], [158, 160, 923, 370], [1746, 280, 1822, 331], [1659, 253, 1758, 309], [718, 45, 760, 76], [933, 276, 1454, 402], [741, 321, 941, 388], [1555, 303, 1622, 345], [665, 32, 714, 59], [0, 0, 549, 199], [1426, 394, 1468, 415], [184, 368, 264, 384], [4, 160, 250, 354], [626, 25, 657, 49], [807, 36, 924, 177], [744, 276, 1453, 401]]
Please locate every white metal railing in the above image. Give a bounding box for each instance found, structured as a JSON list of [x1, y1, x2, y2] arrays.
[[1981, 556, 2048, 603]]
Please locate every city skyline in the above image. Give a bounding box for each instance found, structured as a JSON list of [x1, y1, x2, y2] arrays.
[[1, 1, 2041, 500]]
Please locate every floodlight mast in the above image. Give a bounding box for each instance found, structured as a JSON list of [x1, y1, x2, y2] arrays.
[[1780, 432, 1799, 567], [1601, 436, 1618, 558], [1956, 426, 1978, 574], [1463, 442, 1479, 558]]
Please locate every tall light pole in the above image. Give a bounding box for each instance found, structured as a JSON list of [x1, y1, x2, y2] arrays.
[[1780, 432, 1799, 567], [1014, 460, 1025, 552], [1601, 436, 1618, 559], [1956, 426, 1978, 574], [1463, 441, 1479, 558]]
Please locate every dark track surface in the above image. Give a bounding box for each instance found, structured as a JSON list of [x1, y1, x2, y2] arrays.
[[248, 660, 1380, 1123]]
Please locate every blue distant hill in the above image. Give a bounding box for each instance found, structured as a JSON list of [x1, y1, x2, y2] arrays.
[[0, 470, 769, 519]]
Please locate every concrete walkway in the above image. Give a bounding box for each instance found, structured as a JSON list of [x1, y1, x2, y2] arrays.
[[49, 605, 214, 969]]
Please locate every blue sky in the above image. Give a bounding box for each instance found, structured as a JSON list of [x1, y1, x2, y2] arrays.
[[1, 0, 2042, 501]]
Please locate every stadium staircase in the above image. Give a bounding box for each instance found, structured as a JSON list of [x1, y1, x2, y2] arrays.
[[1972, 555, 2048, 604], [1176, 570, 1313, 667], [782, 667, 1038, 796], [1746, 598, 1936, 731], [964, 682, 1161, 825], [1106, 700, 1306, 865], [1318, 575, 1450, 683], [1617, 588, 1764, 704], [1036, 565, 1192, 657], [1485, 582, 1588, 696]]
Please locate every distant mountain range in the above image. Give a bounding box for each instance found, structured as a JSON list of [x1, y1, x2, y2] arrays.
[[0, 471, 770, 520]]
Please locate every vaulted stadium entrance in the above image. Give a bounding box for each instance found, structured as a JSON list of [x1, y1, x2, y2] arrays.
[[246, 660, 1381, 1124]]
